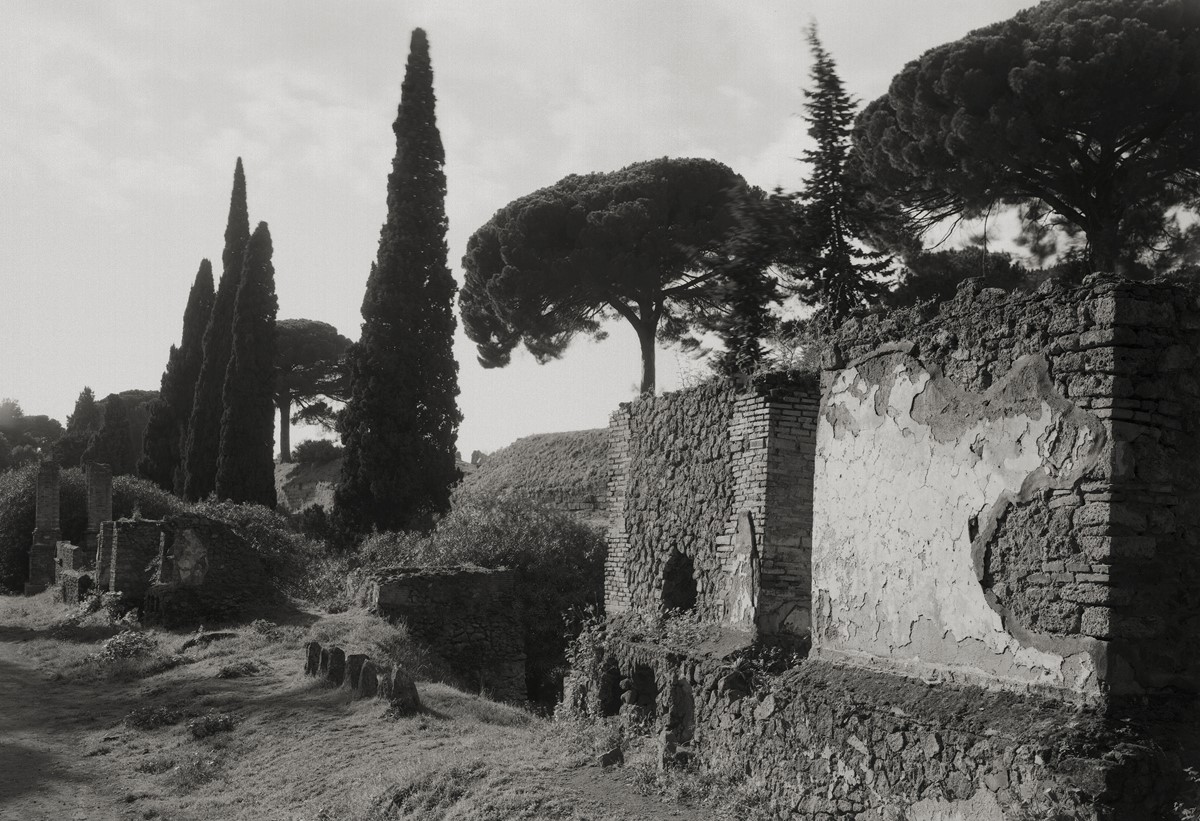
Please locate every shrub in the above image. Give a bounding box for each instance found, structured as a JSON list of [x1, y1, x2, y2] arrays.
[[125, 705, 184, 730], [305, 609, 437, 678], [292, 438, 343, 465], [361, 495, 605, 702], [186, 499, 352, 607], [215, 660, 262, 678], [0, 464, 185, 591], [187, 711, 235, 739]]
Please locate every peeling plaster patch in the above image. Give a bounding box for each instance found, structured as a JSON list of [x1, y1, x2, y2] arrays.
[[812, 351, 1105, 693]]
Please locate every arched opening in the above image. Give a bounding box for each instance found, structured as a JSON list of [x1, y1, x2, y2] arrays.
[[661, 549, 697, 613], [598, 658, 622, 717]]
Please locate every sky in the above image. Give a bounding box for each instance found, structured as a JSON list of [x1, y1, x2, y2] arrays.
[[0, 0, 1039, 456]]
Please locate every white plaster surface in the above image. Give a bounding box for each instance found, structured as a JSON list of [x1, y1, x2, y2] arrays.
[[812, 354, 1100, 692]]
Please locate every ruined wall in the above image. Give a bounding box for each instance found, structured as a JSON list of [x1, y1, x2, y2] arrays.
[[605, 378, 818, 637], [565, 638, 1182, 820], [365, 567, 526, 702], [815, 275, 1200, 698], [108, 519, 163, 603], [142, 513, 268, 625], [26, 461, 61, 594]]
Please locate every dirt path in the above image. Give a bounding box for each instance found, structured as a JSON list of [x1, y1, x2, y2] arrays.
[[0, 631, 151, 820], [0, 625, 708, 821]]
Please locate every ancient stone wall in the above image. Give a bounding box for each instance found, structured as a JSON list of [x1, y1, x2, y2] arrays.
[[142, 513, 269, 625], [814, 275, 1200, 699], [365, 567, 526, 702], [565, 636, 1183, 820], [605, 378, 818, 637], [108, 519, 163, 603]]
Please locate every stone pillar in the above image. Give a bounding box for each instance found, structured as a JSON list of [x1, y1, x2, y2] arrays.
[[85, 463, 113, 556], [25, 461, 60, 595]]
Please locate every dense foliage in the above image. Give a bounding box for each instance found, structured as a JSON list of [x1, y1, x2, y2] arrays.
[[361, 494, 606, 702], [55, 387, 102, 468], [336, 29, 461, 533], [82, 394, 135, 475], [461, 156, 752, 395], [139, 260, 215, 491], [0, 464, 184, 592], [216, 222, 278, 506], [854, 0, 1200, 273], [275, 319, 349, 462], [885, 248, 1029, 308], [183, 158, 250, 500], [0, 399, 63, 470], [291, 438, 343, 465]]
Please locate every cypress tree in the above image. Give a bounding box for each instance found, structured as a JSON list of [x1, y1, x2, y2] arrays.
[[794, 26, 889, 321], [216, 222, 278, 506], [335, 28, 461, 533], [182, 158, 250, 500], [82, 394, 134, 475], [139, 259, 215, 492], [55, 387, 103, 467]]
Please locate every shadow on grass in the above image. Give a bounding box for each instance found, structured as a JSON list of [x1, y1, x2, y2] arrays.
[[0, 741, 90, 802]]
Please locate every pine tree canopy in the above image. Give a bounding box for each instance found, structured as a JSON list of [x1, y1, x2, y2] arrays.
[[275, 318, 350, 462], [139, 259, 215, 491], [216, 222, 278, 506], [335, 27, 461, 534], [182, 158, 250, 500], [460, 156, 753, 395], [854, 0, 1200, 274]]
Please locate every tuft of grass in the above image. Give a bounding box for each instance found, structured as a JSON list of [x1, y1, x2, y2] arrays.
[[135, 756, 176, 775], [215, 659, 263, 679], [187, 711, 235, 739], [124, 705, 184, 730], [304, 608, 436, 677]]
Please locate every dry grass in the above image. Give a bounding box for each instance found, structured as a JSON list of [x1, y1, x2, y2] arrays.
[[0, 596, 722, 821]]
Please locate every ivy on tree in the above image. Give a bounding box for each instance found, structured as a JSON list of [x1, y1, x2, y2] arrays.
[[182, 158, 250, 500], [138, 259, 215, 491], [216, 222, 278, 506], [461, 157, 752, 395], [335, 28, 461, 533], [854, 0, 1200, 274]]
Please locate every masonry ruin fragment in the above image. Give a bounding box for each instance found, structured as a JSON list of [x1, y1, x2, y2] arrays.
[[570, 274, 1200, 819], [26, 463, 268, 623]]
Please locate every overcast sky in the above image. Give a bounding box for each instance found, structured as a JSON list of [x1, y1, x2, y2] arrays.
[[0, 0, 1038, 456]]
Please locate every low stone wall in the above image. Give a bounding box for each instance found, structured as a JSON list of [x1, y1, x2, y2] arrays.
[[565, 630, 1187, 820], [363, 567, 526, 702]]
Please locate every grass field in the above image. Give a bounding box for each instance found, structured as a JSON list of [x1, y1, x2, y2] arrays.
[[0, 592, 771, 821]]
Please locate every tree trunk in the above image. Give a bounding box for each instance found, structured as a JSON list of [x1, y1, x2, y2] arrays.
[[636, 320, 656, 396], [278, 396, 291, 463]]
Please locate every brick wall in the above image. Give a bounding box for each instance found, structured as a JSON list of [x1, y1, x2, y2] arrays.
[[604, 377, 819, 638], [816, 274, 1200, 698]]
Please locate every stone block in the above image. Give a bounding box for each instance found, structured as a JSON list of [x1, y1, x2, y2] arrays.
[[346, 653, 367, 690], [326, 647, 346, 686], [304, 642, 321, 676], [390, 667, 421, 715]]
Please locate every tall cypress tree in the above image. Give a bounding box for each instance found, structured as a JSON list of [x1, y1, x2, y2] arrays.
[[794, 26, 889, 321], [216, 222, 278, 506], [82, 394, 134, 475], [335, 28, 461, 533], [139, 259, 215, 492], [55, 387, 103, 467], [182, 158, 250, 500]]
